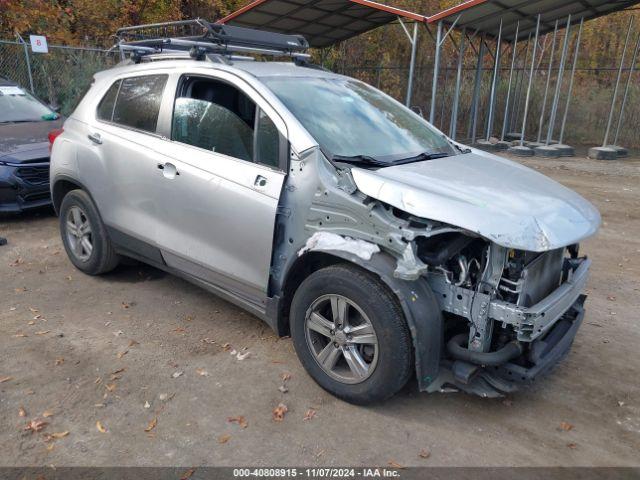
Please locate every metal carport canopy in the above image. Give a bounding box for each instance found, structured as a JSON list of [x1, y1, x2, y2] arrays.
[[218, 0, 427, 48], [427, 0, 640, 41]]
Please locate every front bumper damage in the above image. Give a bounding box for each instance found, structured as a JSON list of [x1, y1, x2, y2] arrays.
[[428, 256, 590, 397], [0, 161, 52, 213]]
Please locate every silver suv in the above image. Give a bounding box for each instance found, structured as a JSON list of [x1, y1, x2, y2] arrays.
[[50, 22, 600, 404]]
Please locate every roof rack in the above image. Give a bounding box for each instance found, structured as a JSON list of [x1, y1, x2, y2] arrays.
[[115, 19, 311, 62]]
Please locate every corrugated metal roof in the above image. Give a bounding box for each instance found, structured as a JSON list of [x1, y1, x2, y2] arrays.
[[427, 0, 640, 42], [219, 0, 427, 48]]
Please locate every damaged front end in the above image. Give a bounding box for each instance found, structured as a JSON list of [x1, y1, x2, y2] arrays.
[[272, 146, 598, 398]]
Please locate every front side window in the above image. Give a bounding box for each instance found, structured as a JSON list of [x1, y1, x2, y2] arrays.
[[107, 75, 167, 133], [263, 77, 455, 165], [171, 77, 281, 168]]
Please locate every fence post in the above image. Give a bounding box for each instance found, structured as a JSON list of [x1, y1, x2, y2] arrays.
[[17, 34, 35, 93]]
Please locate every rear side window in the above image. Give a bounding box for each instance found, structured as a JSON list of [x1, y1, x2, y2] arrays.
[[106, 75, 168, 133], [97, 80, 120, 121]]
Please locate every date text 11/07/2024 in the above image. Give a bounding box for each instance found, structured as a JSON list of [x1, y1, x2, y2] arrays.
[[232, 468, 402, 478]]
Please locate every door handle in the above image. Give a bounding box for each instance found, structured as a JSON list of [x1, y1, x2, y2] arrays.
[[158, 162, 179, 178], [254, 175, 268, 188], [87, 132, 102, 145]]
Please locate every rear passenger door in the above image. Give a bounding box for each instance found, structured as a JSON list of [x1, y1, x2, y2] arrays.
[[83, 74, 170, 251], [155, 72, 288, 306]]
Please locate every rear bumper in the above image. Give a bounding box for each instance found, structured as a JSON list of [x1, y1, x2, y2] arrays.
[[0, 162, 52, 213]]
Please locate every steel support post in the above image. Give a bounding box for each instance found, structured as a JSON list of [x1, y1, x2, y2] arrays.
[[603, 17, 634, 147], [501, 22, 520, 140], [537, 21, 559, 143], [430, 21, 443, 124], [405, 21, 419, 107], [613, 31, 640, 146], [558, 17, 584, 145], [450, 28, 467, 139], [518, 15, 542, 147], [511, 33, 531, 135], [469, 35, 486, 143], [546, 14, 572, 145], [485, 18, 503, 140]]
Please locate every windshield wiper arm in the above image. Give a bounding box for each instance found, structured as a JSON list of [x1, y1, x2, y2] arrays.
[[331, 154, 387, 167], [391, 151, 451, 165]]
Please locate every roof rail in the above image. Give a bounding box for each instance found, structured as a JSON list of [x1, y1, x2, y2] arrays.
[[115, 19, 311, 62]]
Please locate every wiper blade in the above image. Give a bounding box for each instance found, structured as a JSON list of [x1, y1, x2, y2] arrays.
[[331, 154, 386, 167], [391, 151, 451, 165]]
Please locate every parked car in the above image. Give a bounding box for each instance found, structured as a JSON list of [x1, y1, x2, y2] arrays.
[[50, 23, 600, 404], [0, 77, 63, 213]]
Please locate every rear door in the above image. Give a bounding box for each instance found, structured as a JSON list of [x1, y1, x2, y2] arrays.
[[154, 71, 288, 305], [80, 74, 170, 249]]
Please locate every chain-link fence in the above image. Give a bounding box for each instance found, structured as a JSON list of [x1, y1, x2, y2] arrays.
[[0, 39, 119, 115]]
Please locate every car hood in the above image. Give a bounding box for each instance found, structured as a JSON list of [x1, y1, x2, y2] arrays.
[[350, 150, 601, 252], [0, 119, 63, 163]]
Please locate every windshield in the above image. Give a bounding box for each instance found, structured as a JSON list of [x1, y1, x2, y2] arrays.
[[262, 76, 455, 163], [0, 85, 58, 123]]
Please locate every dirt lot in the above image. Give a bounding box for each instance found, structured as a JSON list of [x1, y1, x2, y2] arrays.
[[1, 153, 639, 467]]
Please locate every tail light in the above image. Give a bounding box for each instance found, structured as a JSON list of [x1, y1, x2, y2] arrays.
[[48, 128, 64, 152]]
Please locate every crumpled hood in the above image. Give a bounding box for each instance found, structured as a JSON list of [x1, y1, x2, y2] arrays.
[[0, 119, 63, 163], [351, 149, 601, 252]]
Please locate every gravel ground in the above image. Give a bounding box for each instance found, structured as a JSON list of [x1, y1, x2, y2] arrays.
[[0, 153, 639, 467]]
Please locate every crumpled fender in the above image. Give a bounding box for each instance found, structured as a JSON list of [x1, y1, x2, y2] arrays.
[[311, 249, 443, 391]]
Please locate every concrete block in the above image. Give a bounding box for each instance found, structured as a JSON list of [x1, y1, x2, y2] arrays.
[[588, 146, 618, 160], [508, 145, 534, 157], [534, 145, 561, 158]]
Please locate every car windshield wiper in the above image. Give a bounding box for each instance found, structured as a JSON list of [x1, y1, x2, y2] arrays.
[[390, 151, 451, 165], [331, 154, 387, 167]]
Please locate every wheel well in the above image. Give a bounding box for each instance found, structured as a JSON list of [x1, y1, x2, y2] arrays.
[[276, 251, 346, 336], [52, 179, 82, 215]]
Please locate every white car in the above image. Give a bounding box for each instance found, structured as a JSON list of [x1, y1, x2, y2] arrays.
[[50, 21, 600, 404]]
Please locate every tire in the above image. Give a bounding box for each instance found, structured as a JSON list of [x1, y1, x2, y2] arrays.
[[290, 264, 413, 404], [59, 189, 120, 275]]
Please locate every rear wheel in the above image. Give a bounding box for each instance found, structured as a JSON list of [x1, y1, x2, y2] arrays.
[[59, 190, 119, 275], [290, 264, 413, 404]]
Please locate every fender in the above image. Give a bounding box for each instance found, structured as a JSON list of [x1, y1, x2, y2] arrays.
[[290, 250, 443, 392]]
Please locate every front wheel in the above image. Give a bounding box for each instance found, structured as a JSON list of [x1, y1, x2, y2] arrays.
[[290, 264, 413, 404], [59, 189, 120, 275]]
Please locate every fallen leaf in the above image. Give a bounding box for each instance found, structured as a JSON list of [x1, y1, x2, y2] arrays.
[[303, 408, 316, 421], [144, 417, 157, 432], [195, 368, 209, 377], [418, 448, 431, 459], [272, 403, 288, 422], [606, 295, 616, 301], [94, 377, 102, 384], [218, 434, 231, 444], [128, 339, 139, 347], [29, 307, 39, 313], [121, 302, 130, 309], [105, 383, 117, 392], [55, 358, 64, 366], [567, 443, 577, 449], [46, 443, 55, 451], [387, 460, 406, 469], [14, 333, 28, 338], [281, 373, 292, 382], [27, 321, 35, 325], [113, 330, 124, 337], [42, 410, 54, 418], [45, 431, 70, 441], [144, 401, 151, 409], [35, 330, 50, 335], [96, 421, 107, 433], [222, 343, 231, 351], [19, 406, 27, 417], [0, 376, 14, 383], [25, 419, 48, 433], [227, 416, 248, 428], [180, 468, 196, 480], [278, 385, 289, 394], [236, 351, 251, 360], [111, 368, 126, 375], [116, 350, 128, 359], [172, 327, 187, 334], [172, 371, 184, 379], [559, 422, 574, 431]]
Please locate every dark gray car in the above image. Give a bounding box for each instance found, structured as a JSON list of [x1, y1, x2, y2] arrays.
[[0, 77, 64, 213]]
